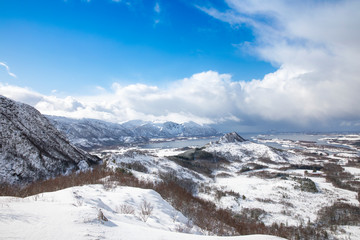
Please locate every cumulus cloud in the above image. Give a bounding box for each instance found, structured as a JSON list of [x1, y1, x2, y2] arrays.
[[0, 72, 240, 125], [197, 0, 360, 129], [0, 62, 17, 78], [1, 64, 359, 131]]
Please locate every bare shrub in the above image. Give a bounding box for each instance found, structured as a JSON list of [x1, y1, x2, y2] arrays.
[[294, 177, 319, 193], [215, 188, 241, 201], [121, 161, 148, 173], [98, 209, 108, 222], [318, 202, 360, 226], [238, 208, 267, 222], [323, 163, 357, 191], [102, 177, 116, 191], [139, 199, 154, 222], [159, 171, 197, 194], [116, 204, 135, 215], [0, 166, 111, 197], [256, 198, 276, 204]]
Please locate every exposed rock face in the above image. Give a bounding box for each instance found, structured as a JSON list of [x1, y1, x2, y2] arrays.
[[0, 95, 100, 185], [218, 132, 246, 143]]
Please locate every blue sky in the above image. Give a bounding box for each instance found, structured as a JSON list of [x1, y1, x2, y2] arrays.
[[0, 0, 274, 94], [1, 0, 360, 132]]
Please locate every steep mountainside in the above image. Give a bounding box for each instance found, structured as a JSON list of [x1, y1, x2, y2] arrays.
[[47, 116, 148, 150], [0, 96, 100, 185], [48, 116, 219, 149]]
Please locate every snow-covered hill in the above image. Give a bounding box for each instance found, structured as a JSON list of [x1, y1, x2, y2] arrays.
[[98, 132, 360, 238], [0, 184, 285, 240], [48, 116, 219, 149], [0, 95, 100, 185]]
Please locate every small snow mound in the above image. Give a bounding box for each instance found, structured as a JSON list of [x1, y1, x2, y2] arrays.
[[218, 132, 246, 143]]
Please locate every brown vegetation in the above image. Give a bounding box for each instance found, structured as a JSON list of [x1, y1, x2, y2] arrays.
[[0, 166, 331, 239]]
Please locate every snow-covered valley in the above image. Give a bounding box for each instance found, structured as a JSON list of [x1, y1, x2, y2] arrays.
[[1, 96, 360, 239], [1, 131, 360, 239]]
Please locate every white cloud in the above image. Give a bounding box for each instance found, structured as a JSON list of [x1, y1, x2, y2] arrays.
[[0, 83, 42, 105], [0, 62, 17, 78], [196, 0, 360, 129], [1, 64, 360, 131], [0, 72, 240, 125]]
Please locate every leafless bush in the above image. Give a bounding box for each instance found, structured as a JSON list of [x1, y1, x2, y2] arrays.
[[102, 177, 116, 191], [323, 163, 357, 191], [215, 189, 241, 201], [256, 198, 276, 204], [0, 166, 111, 197], [238, 208, 268, 222], [139, 199, 154, 222], [98, 209, 108, 222], [159, 171, 197, 194], [294, 177, 319, 193], [116, 204, 135, 215], [318, 202, 360, 226], [121, 161, 148, 173]]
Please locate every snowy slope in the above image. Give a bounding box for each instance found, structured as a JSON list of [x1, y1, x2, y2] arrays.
[[47, 116, 148, 149], [98, 133, 360, 239], [0, 95, 100, 185], [0, 184, 285, 240]]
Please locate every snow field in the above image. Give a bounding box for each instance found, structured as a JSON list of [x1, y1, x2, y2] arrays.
[[0, 184, 285, 240]]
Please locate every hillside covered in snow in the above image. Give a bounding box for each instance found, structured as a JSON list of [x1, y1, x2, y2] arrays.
[[0, 184, 285, 240], [0, 95, 101, 185]]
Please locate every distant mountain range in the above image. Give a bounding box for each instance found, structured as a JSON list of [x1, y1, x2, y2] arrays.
[[0, 95, 101, 185], [47, 116, 219, 150], [0, 94, 218, 184]]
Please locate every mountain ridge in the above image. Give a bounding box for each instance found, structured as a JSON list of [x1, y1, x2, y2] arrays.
[[47, 116, 219, 149], [0, 95, 101, 185]]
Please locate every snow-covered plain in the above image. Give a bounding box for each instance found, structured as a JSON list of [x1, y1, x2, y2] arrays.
[[0, 184, 284, 240]]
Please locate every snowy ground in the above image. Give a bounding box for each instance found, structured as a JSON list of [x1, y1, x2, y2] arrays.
[[0, 184, 284, 240], [2, 133, 360, 239], [93, 134, 360, 239]]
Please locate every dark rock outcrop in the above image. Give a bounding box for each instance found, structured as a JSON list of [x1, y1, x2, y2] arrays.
[[0, 95, 101, 185]]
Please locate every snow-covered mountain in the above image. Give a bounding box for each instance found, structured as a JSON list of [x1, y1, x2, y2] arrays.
[[218, 132, 246, 143], [47, 116, 148, 150], [48, 116, 219, 149], [130, 121, 218, 138], [0, 95, 100, 185]]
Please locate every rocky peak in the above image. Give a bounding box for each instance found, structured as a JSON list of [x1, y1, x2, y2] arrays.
[[0, 95, 101, 185], [218, 132, 246, 143]]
